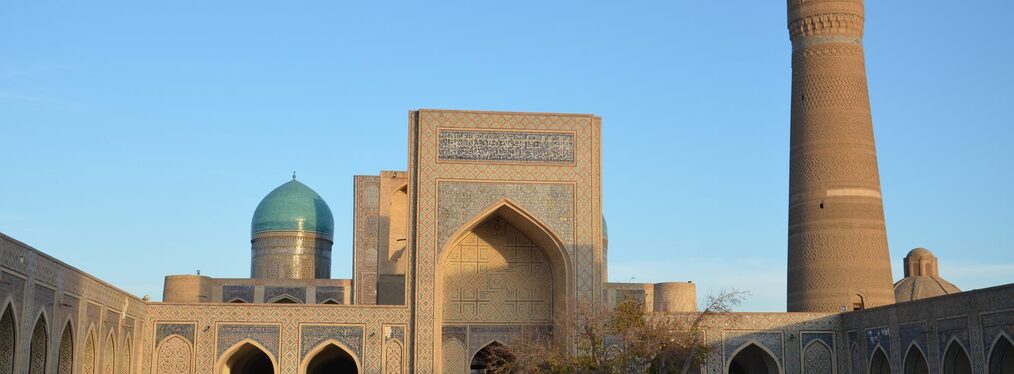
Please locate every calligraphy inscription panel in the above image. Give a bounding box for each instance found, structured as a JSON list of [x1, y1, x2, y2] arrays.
[[438, 129, 574, 164]]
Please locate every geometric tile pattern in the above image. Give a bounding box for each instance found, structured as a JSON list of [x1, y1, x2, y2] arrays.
[[866, 327, 890, 359], [354, 176, 380, 306], [29, 318, 47, 374], [935, 316, 968, 359], [58, 326, 73, 374], [299, 325, 363, 362], [724, 331, 783, 366], [437, 129, 574, 163], [216, 324, 279, 360], [263, 288, 305, 304], [0, 306, 13, 374], [83, 333, 96, 374], [442, 217, 552, 324], [222, 286, 254, 304], [802, 332, 835, 351], [315, 286, 345, 305], [155, 336, 191, 374], [803, 339, 833, 374], [898, 322, 928, 362], [103, 334, 115, 374], [120, 337, 131, 374], [156, 324, 195, 346]]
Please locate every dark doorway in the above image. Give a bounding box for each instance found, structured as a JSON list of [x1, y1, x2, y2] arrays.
[[870, 348, 891, 374], [471, 342, 513, 373], [223, 343, 274, 374], [305, 344, 358, 374], [989, 336, 1014, 374], [728, 344, 779, 374], [903, 346, 929, 374], [943, 342, 972, 374]]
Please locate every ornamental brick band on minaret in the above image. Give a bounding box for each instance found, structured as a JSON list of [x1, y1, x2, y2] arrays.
[[786, 0, 895, 312]]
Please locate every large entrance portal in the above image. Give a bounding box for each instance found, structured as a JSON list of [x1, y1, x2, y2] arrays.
[[221, 343, 274, 374], [305, 344, 358, 374]]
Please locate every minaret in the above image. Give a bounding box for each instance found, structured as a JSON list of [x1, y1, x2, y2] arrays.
[[786, 0, 895, 312]]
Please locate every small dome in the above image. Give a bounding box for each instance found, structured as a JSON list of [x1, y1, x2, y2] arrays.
[[251, 179, 334, 236], [602, 216, 608, 239], [907, 247, 935, 259], [894, 276, 960, 302]]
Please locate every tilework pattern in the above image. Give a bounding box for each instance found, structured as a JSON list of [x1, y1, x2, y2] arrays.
[[264, 287, 305, 303], [802, 332, 835, 350], [221, 286, 254, 304], [354, 176, 381, 305], [979, 310, 1014, 354], [155, 336, 191, 374], [103, 334, 115, 374], [898, 322, 929, 361], [120, 338, 131, 374], [440, 339, 466, 374], [83, 334, 96, 374], [443, 217, 553, 324], [803, 339, 833, 374], [724, 331, 783, 364], [28, 319, 46, 374], [57, 327, 72, 374], [299, 325, 363, 362], [315, 286, 345, 305], [437, 129, 574, 163], [156, 324, 195, 346], [1, 306, 13, 374], [866, 327, 891, 358], [216, 324, 280, 359], [935, 316, 969, 359]]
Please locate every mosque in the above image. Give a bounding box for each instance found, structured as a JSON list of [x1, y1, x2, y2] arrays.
[[1, 1, 1013, 374]]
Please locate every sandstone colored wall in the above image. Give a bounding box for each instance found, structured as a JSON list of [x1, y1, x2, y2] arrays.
[[0, 233, 147, 374]]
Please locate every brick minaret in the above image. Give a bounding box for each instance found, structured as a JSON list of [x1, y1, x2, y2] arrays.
[[786, 0, 895, 312]]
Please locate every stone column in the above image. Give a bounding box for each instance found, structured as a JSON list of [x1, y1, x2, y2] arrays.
[[786, 0, 895, 312]]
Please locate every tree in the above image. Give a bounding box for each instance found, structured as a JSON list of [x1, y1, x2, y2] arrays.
[[481, 289, 747, 373]]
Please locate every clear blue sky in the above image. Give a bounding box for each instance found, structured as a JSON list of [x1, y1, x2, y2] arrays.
[[1, 2, 1011, 311]]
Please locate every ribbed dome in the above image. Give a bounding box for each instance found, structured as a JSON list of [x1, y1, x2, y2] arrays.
[[907, 247, 934, 259], [251, 179, 334, 236], [894, 276, 960, 302]]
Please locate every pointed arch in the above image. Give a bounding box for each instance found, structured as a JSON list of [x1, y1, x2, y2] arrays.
[[903, 342, 928, 374], [266, 295, 300, 304], [988, 333, 1014, 374], [300, 340, 360, 374], [729, 342, 781, 374], [869, 346, 891, 374], [154, 335, 191, 374], [57, 322, 74, 374], [28, 311, 49, 374], [120, 335, 131, 374], [216, 340, 278, 374], [319, 299, 339, 305], [226, 299, 247, 304], [103, 331, 116, 374], [471, 341, 513, 373], [82, 328, 97, 374], [435, 199, 574, 360], [942, 339, 972, 374], [441, 339, 467, 374], [1, 301, 16, 374], [802, 340, 833, 374]]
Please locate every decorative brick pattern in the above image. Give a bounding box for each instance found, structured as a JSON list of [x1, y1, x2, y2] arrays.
[[866, 327, 890, 358], [315, 286, 345, 305], [103, 334, 116, 374], [120, 338, 131, 374], [221, 286, 254, 304], [443, 217, 553, 324], [440, 339, 466, 374], [724, 331, 783, 364], [29, 319, 47, 374], [156, 324, 196, 346], [299, 325, 363, 362], [155, 336, 191, 374], [216, 324, 280, 359], [354, 176, 381, 305], [58, 326, 73, 374], [803, 340, 834, 374], [0, 305, 13, 374], [263, 287, 305, 303], [437, 129, 575, 164], [84, 333, 97, 374], [935, 316, 969, 359]]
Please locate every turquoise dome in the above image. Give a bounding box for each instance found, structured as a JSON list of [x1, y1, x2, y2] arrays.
[[251, 179, 334, 236]]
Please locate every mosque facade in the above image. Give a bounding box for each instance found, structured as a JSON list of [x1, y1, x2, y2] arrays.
[[1, 1, 1013, 374]]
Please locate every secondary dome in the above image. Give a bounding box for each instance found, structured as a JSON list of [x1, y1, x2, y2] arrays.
[[894, 247, 961, 302], [251, 178, 334, 236]]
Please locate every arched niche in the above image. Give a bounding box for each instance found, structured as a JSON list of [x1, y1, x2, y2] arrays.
[[154, 335, 191, 374], [988, 334, 1014, 374], [103, 332, 116, 374], [217, 341, 277, 374], [1, 302, 15, 374], [728, 343, 781, 374], [436, 200, 573, 357], [870, 347, 891, 374], [942, 340, 972, 374], [83, 329, 97, 374], [802, 340, 833, 374], [29, 312, 49, 374], [471, 341, 513, 373], [301, 341, 360, 374], [903, 344, 928, 374], [120, 336, 132, 374], [57, 323, 73, 374]]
